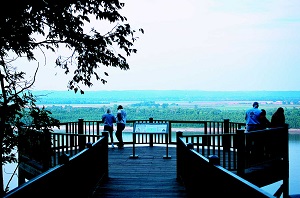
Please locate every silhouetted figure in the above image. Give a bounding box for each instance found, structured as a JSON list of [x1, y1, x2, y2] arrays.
[[245, 102, 262, 131], [116, 105, 127, 148], [258, 109, 271, 129], [271, 107, 285, 127], [102, 108, 116, 148]]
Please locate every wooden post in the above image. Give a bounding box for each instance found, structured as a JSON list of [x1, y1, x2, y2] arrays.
[[282, 124, 289, 198], [203, 122, 208, 145], [101, 131, 109, 179], [223, 119, 230, 151], [163, 132, 171, 159], [208, 155, 220, 165], [168, 121, 172, 143], [78, 118, 85, 151], [236, 129, 245, 176], [187, 143, 194, 150], [149, 117, 153, 123], [58, 153, 70, 164], [176, 131, 183, 180], [130, 123, 138, 159], [43, 130, 52, 171], [97, 121, 100, 135], [149, 118, 153, 147], [18, 168, 26, 186]]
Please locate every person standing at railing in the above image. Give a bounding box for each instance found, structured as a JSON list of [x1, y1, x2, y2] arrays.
[[270, 107, 285, 128], [258, 109, 271, 129], [102, 108, 116, 148], [245, 102, 262, 131], [116, 105, 127, 149]]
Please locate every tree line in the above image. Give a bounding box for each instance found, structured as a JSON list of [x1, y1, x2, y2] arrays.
[[45, 105, 300, 129]]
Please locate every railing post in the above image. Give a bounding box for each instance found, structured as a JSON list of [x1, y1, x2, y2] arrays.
[[282, 124, 289, 198], [236, 129, 245, 176], [130, 127, 138, 159], [223, 119, 230, 151], [163, 123, 171, 159], [149, 117, 153, 123], [149, 117, 153, 147], [168, 121, 172, 143], [43, 130, 52, 170], [101, 131, 109, 179], [176, 131, 183, 181], [187, 143, 194, 150], [203, 122, 208, 146], [78, 118, 85, 151], [97, 121, 100, 135], [224, 119, 229, 134], [59, 153, 70, 164], [208, 155, 220, 165], [86, 142, 92, 149]]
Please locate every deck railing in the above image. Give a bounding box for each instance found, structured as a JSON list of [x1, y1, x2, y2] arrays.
[[18, 118, 245, 171], [177, 125, 289, 198], [176, 133, 275, 197], [5, 132, 109, 198], [12, 119, 289, 198], [53, 118, 245, 143], [179, 133, 238, 170]]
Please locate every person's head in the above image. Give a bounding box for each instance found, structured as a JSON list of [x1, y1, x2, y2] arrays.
[[117, 105, 123, 110], [253, 102, 259, 108], [107, 108, 111, 113], [277, 107, 284, 114], [261, 109, 266, 116]]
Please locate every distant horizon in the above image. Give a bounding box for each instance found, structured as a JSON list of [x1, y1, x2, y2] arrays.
[[32, 90, 300, 105], [32, 89, 300, 92]]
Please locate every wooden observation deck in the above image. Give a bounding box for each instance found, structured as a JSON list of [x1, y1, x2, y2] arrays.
[[3, 119, 294, 198]]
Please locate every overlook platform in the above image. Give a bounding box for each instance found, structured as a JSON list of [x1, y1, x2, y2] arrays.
[[4, 119, 296, 198], [91, 145, 187, 198]]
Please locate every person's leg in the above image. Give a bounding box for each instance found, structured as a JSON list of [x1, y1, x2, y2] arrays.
[[109, 128, 114, 143], [105, 125, 114, 148], [116, 123, 121, 147], [118, 123, 125, 148], [110, 131, 114, 143], [109, 130, 114, 147]]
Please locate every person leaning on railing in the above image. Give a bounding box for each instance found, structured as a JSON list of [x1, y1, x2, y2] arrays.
[[245, 102, 262, 131], [258, 109, 271, 130], [102, 108, 116, 148], [270, 107, 285, 128], [116, 105, 127, 149]]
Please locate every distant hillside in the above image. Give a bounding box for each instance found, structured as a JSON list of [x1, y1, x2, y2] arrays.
[[32, 90, 300, 105]]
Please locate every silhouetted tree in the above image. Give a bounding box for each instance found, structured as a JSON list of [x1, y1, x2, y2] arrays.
[[0, 0, 143, 194]]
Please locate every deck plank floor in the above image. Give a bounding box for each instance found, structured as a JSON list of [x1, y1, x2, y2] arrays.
[[91, 145, 187, 198]]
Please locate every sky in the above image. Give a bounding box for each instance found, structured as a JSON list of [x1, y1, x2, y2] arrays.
[[18, 0, 300, 91]]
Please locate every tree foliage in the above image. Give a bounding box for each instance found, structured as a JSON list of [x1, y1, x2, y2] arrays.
[[0, 0, 143, 193], [1, 0, 143, 93], [47, 105, 300, 129]]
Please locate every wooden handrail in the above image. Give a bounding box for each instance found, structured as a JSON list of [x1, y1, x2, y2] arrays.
[[4, 132, 109, 198], [176, 133, 275, 197]]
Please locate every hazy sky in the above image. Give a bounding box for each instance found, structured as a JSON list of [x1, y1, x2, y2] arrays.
[[20, 0, 300, 91]]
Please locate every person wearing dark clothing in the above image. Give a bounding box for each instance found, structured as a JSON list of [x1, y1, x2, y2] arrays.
[[258, 109, 271, 129], [271, 107, 285, 128], [116, 105, 126, 148], [102, 108, 116, 148]]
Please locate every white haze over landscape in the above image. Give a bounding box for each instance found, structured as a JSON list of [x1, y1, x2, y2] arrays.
[[17, 0, 300, 92]]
